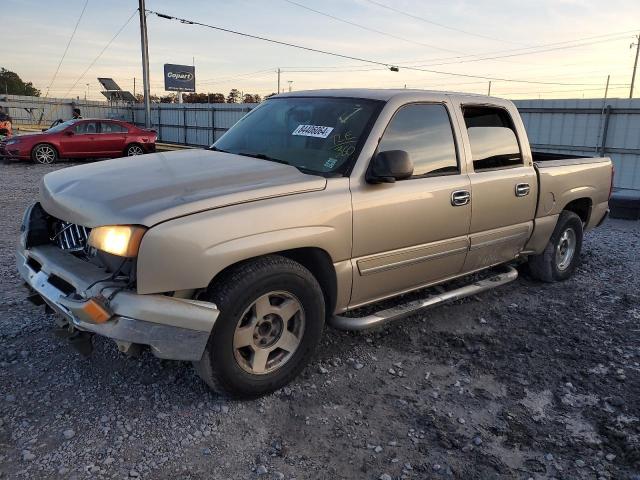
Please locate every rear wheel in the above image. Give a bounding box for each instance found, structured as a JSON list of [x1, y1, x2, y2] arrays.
[[528, 210, 583, 282], [31, 144, 58, 164], [195, 255, 325, 397], [125, 143, 145, 156]]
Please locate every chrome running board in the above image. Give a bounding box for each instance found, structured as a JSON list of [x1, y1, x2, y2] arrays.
[[330, 266, 518, 331]]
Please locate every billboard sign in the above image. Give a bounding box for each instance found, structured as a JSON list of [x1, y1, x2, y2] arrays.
[[164, 64, 196, 92]]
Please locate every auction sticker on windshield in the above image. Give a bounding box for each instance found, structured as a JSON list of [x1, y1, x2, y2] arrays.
[[292, 125, 334, 138]]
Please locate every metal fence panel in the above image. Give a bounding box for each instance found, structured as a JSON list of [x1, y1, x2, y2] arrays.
[[0, 94, 129, 126], [0, 94, 255, 147], [514, 98, 640, 190]]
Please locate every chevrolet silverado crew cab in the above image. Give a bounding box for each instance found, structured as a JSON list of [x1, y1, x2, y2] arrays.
[[17, 89, 613, 397]]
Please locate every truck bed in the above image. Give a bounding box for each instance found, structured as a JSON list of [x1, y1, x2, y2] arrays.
[[532, 153, 612, 231], [532, 151, 591, 162]]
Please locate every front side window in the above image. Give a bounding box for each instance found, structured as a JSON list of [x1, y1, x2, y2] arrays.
[[213, 97, 382, 176], [46, 120, 77, 133], [74, 121, 98, 134], [463, 106, 522, 171], [377, 103, 459, 178]]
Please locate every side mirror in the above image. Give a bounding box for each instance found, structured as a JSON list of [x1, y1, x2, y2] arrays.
[[366, 150, 413, 184], [64, 130, 74, 136]]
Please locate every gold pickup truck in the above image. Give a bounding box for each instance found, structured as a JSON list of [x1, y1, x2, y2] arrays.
[[17, 89, 613, 396]]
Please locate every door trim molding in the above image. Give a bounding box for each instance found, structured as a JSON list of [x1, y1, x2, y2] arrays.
[[358, 244, 468, 276], [469, 231, 530, 251]]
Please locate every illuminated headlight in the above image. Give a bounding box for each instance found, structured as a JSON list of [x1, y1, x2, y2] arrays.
[[88, 225, 146, 257]]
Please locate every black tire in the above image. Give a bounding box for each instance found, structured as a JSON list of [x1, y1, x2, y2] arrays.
[[195, 255, 325, 398], [125, 143, 145, 157], [528, 210, 583, 282], [31, 143, 58, 164]]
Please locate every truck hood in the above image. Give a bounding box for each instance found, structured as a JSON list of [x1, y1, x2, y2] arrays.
[[39, 150, 327, 227]]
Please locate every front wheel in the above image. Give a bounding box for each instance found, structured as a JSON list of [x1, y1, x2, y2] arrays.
[[31, 144, 58, 164], [528, 210, 583, 282], [195, 255, 325, 397]]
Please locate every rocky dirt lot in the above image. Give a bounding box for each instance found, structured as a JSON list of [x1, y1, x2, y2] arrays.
[[1, 161, 639, 480]]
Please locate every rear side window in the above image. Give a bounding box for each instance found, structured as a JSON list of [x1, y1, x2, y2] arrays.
[[463, 106, 522, 171], [100, 122, 127, 133], [378, 103, 458, 178]]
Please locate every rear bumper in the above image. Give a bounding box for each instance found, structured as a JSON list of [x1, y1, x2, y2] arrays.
[[17, 245, 218, 361]]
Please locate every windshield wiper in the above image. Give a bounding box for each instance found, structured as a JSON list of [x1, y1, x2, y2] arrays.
[[236, 152, 290, 165]]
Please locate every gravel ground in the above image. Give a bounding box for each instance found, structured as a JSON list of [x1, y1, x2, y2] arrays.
[[1, 161, 639, 480]]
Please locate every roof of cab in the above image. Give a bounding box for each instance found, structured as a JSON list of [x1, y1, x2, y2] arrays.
[[273, 88, 499, 103]]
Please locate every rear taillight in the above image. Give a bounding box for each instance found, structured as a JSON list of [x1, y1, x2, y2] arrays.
[[608, 163, 615, 200]]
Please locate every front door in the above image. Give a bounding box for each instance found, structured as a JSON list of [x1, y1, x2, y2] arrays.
[[460, 105, 538, 271], [350, 103, 471, 307], [60, 121, 99, 157]]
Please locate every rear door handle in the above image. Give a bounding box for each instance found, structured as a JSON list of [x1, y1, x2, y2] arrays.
[[451, 190, 471, 206], [515, 183, 530, 197]]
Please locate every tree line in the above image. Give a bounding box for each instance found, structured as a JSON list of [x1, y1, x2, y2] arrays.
[[0, 68, 41, 96], [1, 68, 275, 104], [140, 88, 275, 104]]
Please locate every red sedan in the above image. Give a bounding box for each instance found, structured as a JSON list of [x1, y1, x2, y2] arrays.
[[0, 119, 156, 164]]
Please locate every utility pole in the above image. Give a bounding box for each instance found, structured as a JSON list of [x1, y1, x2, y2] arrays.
[[133, 77, 136, 98], [277, 68, 281, 94], [487, 81, 491, 96], [138, 0, 152, 128], [631, 33, 639, 98], [595, 74, 610, 154]]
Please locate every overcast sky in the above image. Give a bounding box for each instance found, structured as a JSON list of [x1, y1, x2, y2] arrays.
[[4, 0, 640, 101]]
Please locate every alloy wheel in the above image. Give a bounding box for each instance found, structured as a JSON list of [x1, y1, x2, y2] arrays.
[[233, 291, 305, 375], [127, 145, 144, 156], [34, 145, 56, 164]]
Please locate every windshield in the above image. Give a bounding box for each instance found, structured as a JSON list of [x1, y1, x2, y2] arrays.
[[46, 119, 78, 133], [212, 97, 383, 175]]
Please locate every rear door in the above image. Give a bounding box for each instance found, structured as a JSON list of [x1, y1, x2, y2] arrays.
[[97, 121, 127, 156], [350, 102, 471, 307], [457, 104, 537, 272]]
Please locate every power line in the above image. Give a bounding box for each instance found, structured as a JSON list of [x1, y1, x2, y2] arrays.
[[385, 30, 640, 67], [284, 0, 460, 54], [147, 10, 397, 70], [284, 0, 602, 68], [406, 34, 634, 68], [363, 0, 527, 46], [146, 10, 629, 87], [402, 63, 627, 86], [276, 31, 638, 71], [197, 69, 276, 85], [44, 0, 89, 97], [495, 85, 629, 96], [59, 9, 137, 99]]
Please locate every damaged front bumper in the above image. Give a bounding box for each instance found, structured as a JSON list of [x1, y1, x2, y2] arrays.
[[17, 244, 218, 361]]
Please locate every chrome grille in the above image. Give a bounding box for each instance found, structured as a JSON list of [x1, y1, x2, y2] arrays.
[[52, 221, 91, 252]]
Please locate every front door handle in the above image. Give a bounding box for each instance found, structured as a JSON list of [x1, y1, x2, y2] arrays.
[[515, 183, 530, 197], [451, 190, 471, 206]]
